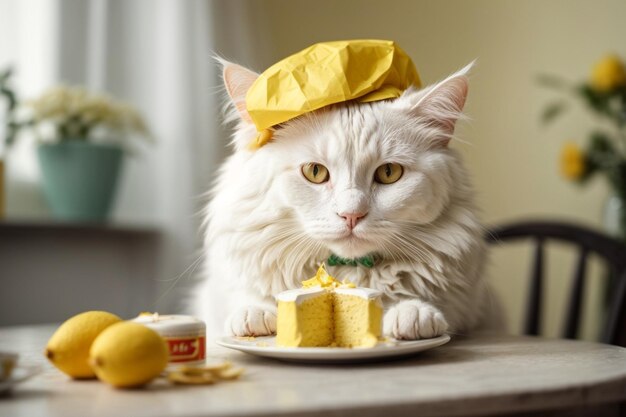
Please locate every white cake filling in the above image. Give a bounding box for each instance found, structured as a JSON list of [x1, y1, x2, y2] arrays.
[[275, 287, 326, 303], [334, 287, 383, 301], [275, 286, 382, 304]]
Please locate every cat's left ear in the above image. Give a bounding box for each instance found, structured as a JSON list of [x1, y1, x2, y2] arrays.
[[400, 62, 474, 146], [219, 57, 259, 124]]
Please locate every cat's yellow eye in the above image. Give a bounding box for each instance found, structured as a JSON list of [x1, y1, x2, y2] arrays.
[[302, 163, 330, 184], [374, 163, 403, 184]]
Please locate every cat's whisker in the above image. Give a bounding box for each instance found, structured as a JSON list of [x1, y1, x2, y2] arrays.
[[386, 236, 422, 264], [378, 233, 410, 262], [375, 219, 462, 267], [155, 252, 205, 283], [155, 251, 205, 306], [386, 233, 430, 264], [378, 239, 401, 264], [400, 240, 435, 266]]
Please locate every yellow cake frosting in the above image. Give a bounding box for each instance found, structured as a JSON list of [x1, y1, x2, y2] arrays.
[[276, 265, 383, 348]]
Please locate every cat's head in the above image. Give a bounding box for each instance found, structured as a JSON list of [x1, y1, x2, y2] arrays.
[[219, 59, 472, 260]]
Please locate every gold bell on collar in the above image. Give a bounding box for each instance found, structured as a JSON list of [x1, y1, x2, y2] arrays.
[[246, 39, 422, 149]]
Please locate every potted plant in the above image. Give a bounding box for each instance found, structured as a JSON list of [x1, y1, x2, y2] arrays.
[[8, 85, 151, 222], [540, 54, 626, 240], [0, 68, 21, 219]]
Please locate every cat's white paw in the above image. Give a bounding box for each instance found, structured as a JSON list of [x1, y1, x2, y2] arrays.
[[226, 306, 277, 337], [384, 300, 448, 340]]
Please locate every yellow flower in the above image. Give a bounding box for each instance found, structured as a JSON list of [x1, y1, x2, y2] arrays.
[[590, 54, 626, 92], [560, 142, 586, 180]]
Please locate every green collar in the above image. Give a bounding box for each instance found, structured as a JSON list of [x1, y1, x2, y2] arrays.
[[327, 253, 376, 268]]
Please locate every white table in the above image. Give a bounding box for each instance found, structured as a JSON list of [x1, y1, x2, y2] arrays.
[[1, 325, 625, 417]]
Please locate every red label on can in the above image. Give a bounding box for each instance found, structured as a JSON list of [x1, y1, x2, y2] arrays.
[[166, 336, 206, 362]]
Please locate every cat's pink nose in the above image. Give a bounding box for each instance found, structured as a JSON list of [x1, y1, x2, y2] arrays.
[[338, 212, 367, 229]]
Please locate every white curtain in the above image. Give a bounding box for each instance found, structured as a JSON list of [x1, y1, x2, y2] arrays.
[[0, 0, 263, 312], [101, 0, 219, 311]]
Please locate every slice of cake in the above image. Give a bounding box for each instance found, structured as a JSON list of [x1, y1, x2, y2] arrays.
[[275, 287, 334, 347], [276, 265, 382, 348]]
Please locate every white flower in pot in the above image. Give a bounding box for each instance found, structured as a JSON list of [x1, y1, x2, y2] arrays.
[[21, 85, 152, 222]]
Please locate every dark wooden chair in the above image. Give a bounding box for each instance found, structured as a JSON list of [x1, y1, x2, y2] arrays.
[[486, 220, 626, 347]]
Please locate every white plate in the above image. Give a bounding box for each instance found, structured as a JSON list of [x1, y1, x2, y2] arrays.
[[216, 334, 451, 363]]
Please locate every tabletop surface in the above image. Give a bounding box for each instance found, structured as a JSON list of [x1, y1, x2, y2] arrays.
[[1, 325, 625, 417]]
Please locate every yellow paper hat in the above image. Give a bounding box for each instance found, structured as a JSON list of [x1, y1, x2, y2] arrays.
[[246, 39, 421, 148]]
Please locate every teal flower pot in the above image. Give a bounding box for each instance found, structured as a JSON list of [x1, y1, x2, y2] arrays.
[[37, 141, 123, 222]]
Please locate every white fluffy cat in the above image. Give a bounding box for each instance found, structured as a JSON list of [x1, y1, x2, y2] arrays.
[[193, 59, 497, 340]]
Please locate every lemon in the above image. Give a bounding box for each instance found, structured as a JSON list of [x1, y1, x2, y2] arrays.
[[89, 322, 169, 388], [45, 311, 122, 378]]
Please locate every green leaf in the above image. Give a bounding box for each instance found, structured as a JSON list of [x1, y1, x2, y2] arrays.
[[579, 84, 607, 111], [0, 67, 12, 84], [4, 122, 19, 147], [589, 131, 614, 153], [536, 73, 570, 90], [608, 161, 626, 199], [618, 90, 626, 126], [541, 101, 568, 125], [585, 131, 623, 178], [0, 87, 16, 111]]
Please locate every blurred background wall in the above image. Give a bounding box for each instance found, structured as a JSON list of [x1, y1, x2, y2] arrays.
[[1, 0, 624, 338]]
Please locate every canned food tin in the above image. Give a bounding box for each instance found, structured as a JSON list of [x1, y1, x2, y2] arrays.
[[133, 313, 206, 365]]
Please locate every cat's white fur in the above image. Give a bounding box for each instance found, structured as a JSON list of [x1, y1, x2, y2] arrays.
[[193, 59, 497, 340]]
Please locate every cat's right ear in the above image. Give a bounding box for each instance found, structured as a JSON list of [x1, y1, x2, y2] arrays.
[[396, 62, 474, 147], [219, 58, 259, 124]]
